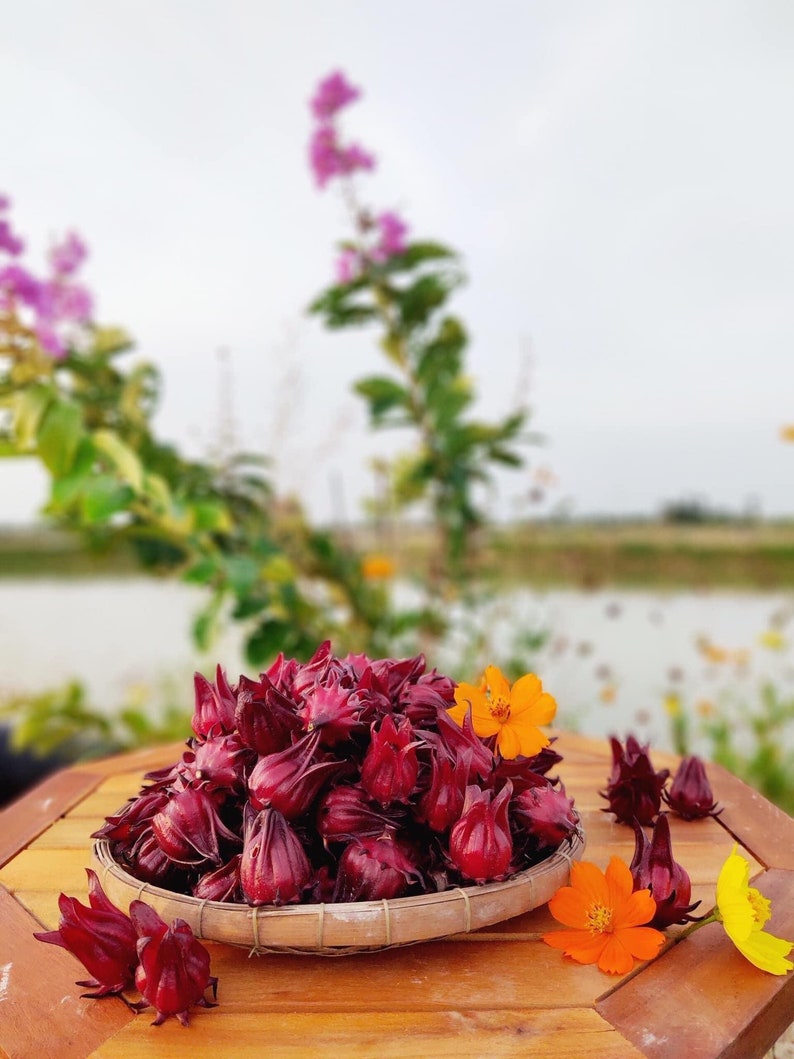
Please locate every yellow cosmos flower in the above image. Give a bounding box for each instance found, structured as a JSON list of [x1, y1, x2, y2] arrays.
[[447, 665, 557, 759], [361, 553, 396, 580], [715, 846, 793, 975]]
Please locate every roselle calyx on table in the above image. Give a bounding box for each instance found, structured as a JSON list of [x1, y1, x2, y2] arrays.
[[129, 901, 217, 1026], [601, 734, 670, 825], [34, 868, 138, 998], [629, 814, 701, 929], [94, 643, 574, 907], [663, 755, 722, 820]]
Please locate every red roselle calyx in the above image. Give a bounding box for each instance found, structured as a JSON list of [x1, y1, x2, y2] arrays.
[[151, 786, 240, 867], [178, 732, 251, 794], [34, 869, 138, 997], [512, 783, 578, 852], [299, 680, 364, 744], [663, 756, 722, 820], [247, 732, 343, 819], [192, 855, 242, 902], [234, 673, 302, 755], [630, 814, 701, 929], [601, 735, 670, 825], [192, 665, 237, 738], [448, 782, 514, 884], [240, 805, 311, 905], [415, 748, 470, 833], [333, 832, 422, 902], [360, 714, 420, 807], [316, 784, 401, 845], [130, 901, 217, 1026]]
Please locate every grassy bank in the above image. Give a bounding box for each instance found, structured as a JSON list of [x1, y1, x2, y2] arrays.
[[2, 520, 794, 588]]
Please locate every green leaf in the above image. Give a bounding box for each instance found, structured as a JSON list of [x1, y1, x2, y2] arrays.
[[182, 556, 220, 585], [191, 500, 233, 533], [397, 274, 450, 327], [223, 555, 260, 596], [245, 619, 292, 667], [37, 399, 84, 476], [380, 242, 455, 271], [92, 429, 144, 492], [11, 385, 54, 450], [80, 475, 134, 523], [90, 326, 134, 357], [353, 376, 410, 421]]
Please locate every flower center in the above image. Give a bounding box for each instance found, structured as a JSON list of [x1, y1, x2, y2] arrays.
[[748, 887, 771, 928], [488, 695, 511, 724], [586, 903, 613, 934]]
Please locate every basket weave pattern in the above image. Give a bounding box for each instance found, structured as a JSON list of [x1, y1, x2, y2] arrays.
[[93, 825, 584, 955]]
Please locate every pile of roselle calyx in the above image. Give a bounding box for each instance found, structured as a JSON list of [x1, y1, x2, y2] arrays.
[[94, 643, 580, 906]]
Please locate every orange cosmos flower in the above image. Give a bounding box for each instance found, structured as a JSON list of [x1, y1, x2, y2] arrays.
[[543, 856, 665, 975], [447, 665, 556, 760]]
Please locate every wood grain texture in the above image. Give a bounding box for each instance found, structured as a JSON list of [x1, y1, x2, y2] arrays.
[[0, 769, 103, 868], [88, 1009, 646, 1059], [0, 884, 134, 1059], [707, 764, 794, 871], [597, 868, 794, 1059]]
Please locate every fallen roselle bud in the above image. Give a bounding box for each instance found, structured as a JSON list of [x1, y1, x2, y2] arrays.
[[360, 714, 420, 807], [34, 869, 138, 997], [630, 814, 701, 929], [600, 735, 669, 825], [248, 732, 344, 819], [512, 783, 579, 852], [240, 805, 311, 906], [663, 756, 722, 820], [152, 786, 241, 867], [448, 782, 514, 884], [333, 832, 422, 902], [129, 901, 217, 1027]]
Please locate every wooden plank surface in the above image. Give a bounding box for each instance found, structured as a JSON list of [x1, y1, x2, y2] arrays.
[[89, 1008, 646, 1059], [0, 768, 103, 868], [597, 868, 794, 1059]]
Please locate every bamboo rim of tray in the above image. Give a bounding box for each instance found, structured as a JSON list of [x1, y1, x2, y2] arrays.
[[92, 825, 585, 956]]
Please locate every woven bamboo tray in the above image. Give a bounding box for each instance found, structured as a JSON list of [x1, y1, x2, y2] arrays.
[[92, 827, 585, 955]]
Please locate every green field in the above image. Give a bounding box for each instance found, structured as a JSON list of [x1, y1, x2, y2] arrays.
[[2, 520, 794, 588]]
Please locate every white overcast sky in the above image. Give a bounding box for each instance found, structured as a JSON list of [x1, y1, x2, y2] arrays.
[[2, 0, 793, 524]]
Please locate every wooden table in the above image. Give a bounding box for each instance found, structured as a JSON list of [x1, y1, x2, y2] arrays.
[[1, 731, 793, 1059]]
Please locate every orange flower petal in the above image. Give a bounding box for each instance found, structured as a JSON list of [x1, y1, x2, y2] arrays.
[[496, 724, 522, 760], [612, 888, 658, 931], [605, 856, 634, 908], [543, 928, 608, 966], [548, 886, 592, 929], [616, 925, 666, 962], [569, 860, 610, 909], [598, 934, 635, 975], [483, 665, 511, 699]]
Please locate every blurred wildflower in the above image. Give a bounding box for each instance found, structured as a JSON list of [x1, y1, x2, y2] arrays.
[[361, 553, 396, 580], [663, 694, 682, 719], [780, 425, 794, 443], [758, 629, 786, 651], [543, 857, 665, 975]]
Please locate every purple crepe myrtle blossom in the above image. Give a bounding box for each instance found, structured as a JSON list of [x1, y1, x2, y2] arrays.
[[50, 231, 88, 276], [335, 247, 360, 284], [310, 70, 361, 120], [372, 211, 408, 261], [308, 124, 375, 189]]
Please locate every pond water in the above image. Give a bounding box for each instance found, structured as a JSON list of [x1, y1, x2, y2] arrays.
[[1, 579, 792, 756]]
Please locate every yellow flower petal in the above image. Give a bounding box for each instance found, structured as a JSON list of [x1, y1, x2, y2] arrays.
[[734, 927, 794, 976]]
